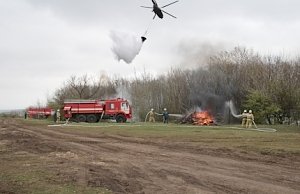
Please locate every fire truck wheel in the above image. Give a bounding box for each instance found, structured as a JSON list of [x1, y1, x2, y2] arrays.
[[87, 114, 97, 123], [116, 115, 126, 123], [77, 114, 87, 123]]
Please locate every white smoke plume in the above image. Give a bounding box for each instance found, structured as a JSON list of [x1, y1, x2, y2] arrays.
[[110, 30, 145, 64]]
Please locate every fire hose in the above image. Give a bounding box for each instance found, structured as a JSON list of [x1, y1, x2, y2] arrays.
[[250, 120, 277, 132], [144, 111, 151, 122], [144, 111, 162, 122], [226, 120, 276, 132], [144, 111, 182, 122], [252, 120, 258, 128], [228, 120, 277, 132]]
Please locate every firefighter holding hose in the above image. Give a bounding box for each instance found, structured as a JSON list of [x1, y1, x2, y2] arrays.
[[149, 108, 156, 122], [162, 108, 169, 124], [241, 110, 247, 127], [246, 110, 254, 128]]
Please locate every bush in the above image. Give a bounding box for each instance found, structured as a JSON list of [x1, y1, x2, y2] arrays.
[[243, 90, 281, 124]]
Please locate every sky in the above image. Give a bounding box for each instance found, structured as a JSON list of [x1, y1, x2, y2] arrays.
[[1, 0, 300, 110]]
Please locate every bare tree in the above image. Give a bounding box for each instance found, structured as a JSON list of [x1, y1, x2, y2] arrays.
[[47, 47, 300, 122]]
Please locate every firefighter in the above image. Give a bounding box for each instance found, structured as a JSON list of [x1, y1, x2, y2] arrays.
[[149, 108, 156, 122], [162, 108, 169, 124], [65, 107, 72, 124], [246, 110, 254, 128], [241, 110, 247, 127], [56, 109, 61, 123], [53, 110, 57, 122]]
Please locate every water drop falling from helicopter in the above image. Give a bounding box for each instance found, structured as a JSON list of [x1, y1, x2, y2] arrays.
[[109, 0, 178, 64], [110, 30, 147, 64]]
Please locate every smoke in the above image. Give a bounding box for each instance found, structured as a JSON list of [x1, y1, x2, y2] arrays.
[[114, 82, 141, 122], [177, 40, 231, 68], [115, 83, 131, 102], [110, 30, 145, 64], [189, 92, 225, 115]]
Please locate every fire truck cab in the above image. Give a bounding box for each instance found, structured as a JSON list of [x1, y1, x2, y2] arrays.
[[63, 98, 132, 123]]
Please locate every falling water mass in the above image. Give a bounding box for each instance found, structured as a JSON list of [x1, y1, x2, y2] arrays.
[[110, 30, 146, 64]]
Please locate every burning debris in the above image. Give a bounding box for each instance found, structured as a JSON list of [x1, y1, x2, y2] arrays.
[[180, 109, 216, 126], [192, 111, 214, 125]]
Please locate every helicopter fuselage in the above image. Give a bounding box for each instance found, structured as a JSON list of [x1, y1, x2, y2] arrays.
[[142, 0, 178, 19], [153, 5, 163, 18]]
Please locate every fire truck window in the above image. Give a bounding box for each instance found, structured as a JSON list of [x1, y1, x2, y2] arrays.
[[110, 103, 115, 109], [122, 103, 129, 110]]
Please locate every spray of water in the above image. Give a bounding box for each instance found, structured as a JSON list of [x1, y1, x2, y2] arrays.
[[225, 100, 242, 118], [110, 30, 145, 64]]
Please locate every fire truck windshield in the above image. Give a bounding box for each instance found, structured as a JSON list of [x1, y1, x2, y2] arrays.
[[121, 102, 129, 111]]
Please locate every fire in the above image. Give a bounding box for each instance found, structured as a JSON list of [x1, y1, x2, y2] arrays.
[[192, 111, 214, 125]]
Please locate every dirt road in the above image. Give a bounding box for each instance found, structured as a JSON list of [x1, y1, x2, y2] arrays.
[[1, 118, 299, 194]]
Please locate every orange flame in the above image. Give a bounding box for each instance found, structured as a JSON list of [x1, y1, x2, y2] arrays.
[[192, 111, 214, 125]]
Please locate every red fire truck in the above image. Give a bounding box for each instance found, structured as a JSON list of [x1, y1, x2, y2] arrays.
[[27, 107, 53, 119], [63, 98, 132, 123]]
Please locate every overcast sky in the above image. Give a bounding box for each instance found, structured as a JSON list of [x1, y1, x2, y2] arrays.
[[1, 0, 300, 110]]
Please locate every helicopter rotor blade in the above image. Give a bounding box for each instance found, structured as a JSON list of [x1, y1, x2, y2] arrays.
[[161, 10, 177, 18], [141, 6, 153, 9], [161, 0, 179, 8]]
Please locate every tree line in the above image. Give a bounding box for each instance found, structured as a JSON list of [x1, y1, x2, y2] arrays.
[[47, 47, 300, 124]]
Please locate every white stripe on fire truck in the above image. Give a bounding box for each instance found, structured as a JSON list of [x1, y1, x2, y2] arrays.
[[72, 108, 103, 110]]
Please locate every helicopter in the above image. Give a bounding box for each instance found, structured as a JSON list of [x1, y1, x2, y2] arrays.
[[141, 0, 179, 19]]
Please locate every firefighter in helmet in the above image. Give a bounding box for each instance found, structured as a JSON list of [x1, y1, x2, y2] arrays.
[[246, 110, 254, 128], [149, 108, 155, 122], [53, 110, 57, 122], [241, 110, 247, 127], [56, 109, 61, 123], [162, 108, 169, 124]]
